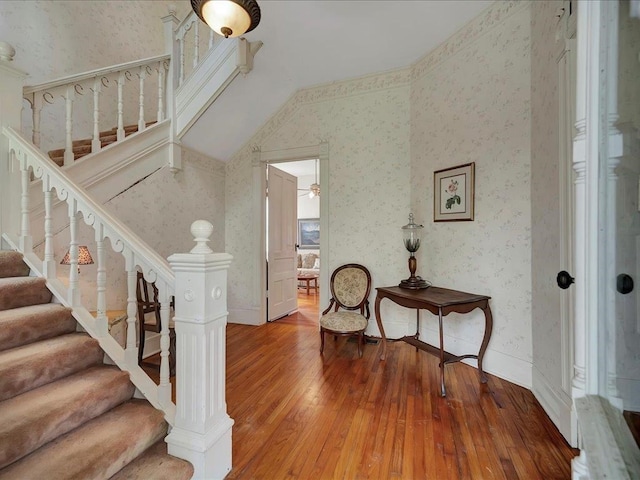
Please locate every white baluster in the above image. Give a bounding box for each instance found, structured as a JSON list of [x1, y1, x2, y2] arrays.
[[42, 177, 55, 278], [193, 21, 200, 69], [32, 93, 43, 148], [95, 226, 108, 337], [117, 71, 125, 141], [19, 162, 32, 254], [157, 284, 172, 407], [125, 265, 138, 366], [138, 66, 146, 132], [63, 85, 75, 167], [157, 61, 165, 122], [91, 77, 102, 153], [67, 204, 80, 306]]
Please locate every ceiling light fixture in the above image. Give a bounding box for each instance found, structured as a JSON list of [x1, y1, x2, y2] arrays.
[[191, 0, 261, 38], [308, 159, 320, 198]]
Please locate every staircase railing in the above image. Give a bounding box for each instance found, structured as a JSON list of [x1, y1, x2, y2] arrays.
[[20, 6, 233, 172], [23, 55, 170, 167], [2, 125, 234, 479], [0, 5, 246, 476]]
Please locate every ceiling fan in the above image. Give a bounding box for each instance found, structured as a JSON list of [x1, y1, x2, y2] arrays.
[[298, 159, 320, 198]]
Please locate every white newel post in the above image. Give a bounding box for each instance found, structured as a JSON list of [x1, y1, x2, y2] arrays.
[[0, 42, 27, 242], [166, 220, 234, 479], [163, 5, 182, 175]]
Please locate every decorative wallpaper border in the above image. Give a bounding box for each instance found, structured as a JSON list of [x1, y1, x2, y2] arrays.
[[236, 66, 411, 156], [411, 0, 530, 82]]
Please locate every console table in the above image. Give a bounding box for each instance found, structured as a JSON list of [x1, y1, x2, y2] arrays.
[[374, 286, 493, 396]]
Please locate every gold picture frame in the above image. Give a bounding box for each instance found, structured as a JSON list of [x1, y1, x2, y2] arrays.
[[433, 162, 475, 222]]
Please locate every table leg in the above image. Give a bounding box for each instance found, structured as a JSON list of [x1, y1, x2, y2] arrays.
[[414, 309, 420, 351], [375, 295, 387, 360], [438, 307, 446, 396], [306, 279, 310, 295], [478, 303, 493, 383]]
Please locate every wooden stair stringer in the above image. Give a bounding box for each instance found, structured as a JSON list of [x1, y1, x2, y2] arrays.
[[27, 119, 171, 249]]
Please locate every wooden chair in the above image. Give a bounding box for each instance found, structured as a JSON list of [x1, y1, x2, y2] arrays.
[[320, 264, 372, 358], [136, 271, 175, 376]]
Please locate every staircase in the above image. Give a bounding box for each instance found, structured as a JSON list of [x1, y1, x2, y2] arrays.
[[0, 251, 193, 479], [47, 123, 155, 166]]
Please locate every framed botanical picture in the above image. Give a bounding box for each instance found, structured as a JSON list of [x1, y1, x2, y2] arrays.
[[433, 162, 475, 222], [298, 218, 320, 249]]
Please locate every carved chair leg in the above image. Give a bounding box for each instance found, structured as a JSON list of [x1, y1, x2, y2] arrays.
[[357, 333, 363, 358], [138, 324, 145, 365], [169, 328, 176, 377], [320, 329, 325, 354]]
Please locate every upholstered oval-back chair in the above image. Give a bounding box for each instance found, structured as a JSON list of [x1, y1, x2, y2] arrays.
[[319, 264, 372, 358]]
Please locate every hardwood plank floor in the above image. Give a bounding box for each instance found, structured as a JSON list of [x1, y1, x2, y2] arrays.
[[225, 293, 577, 479], [148, 292, 578, 479]]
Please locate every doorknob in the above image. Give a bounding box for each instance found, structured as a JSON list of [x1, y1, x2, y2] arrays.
[[556, 270, 575, 289], [617, 274, 634, 294]]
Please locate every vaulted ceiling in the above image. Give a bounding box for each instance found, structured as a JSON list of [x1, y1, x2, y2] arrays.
[[180, 0, 494, 164]]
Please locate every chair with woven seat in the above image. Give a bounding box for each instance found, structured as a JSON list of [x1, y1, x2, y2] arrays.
[[136, 271, 175, 376], [320, 263, 372, 358]]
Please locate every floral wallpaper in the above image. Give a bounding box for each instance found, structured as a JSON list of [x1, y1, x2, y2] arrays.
[[530, 0, 567, 403], [0, 1, 184, 84], [226, 69, 412, 327], [410, 1, 533, 385], [226, 0, 541, 389], [0, 0, 188, 157]]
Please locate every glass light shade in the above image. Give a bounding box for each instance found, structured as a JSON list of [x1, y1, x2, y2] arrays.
[[399, 213, 430, 290], [202, 1, 250, 37], [402, 213, 423, 254]]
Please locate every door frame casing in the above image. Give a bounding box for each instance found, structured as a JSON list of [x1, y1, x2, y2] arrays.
[[252, 142, 329, 324]]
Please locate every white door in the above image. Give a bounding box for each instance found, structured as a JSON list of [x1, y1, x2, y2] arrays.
[[267, 165, 298, 321]]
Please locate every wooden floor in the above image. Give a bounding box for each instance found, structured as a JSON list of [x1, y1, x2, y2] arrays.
[[150, 292, 579, 479]]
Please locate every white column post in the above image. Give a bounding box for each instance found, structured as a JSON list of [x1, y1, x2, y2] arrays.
[[162, 6, 182, 175], [0, 42, 27, 243], [166, 220, 234, 480]]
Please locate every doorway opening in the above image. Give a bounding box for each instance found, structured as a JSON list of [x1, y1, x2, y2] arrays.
[[268, 159, 321, 325]]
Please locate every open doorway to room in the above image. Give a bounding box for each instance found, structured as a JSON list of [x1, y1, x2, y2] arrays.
[[269, 159, 320, 325]]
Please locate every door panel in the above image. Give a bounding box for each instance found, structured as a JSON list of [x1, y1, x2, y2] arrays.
[[267, 165, 298, 321]]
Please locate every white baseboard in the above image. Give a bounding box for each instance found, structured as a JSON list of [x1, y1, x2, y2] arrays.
[[415, 325, 533, 389], [228, 307, 262, 325], [532, 366, 573, 443], [366, 318, 532, 389]]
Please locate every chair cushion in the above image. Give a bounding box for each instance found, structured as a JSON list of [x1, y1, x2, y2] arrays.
[[320, 311, 367, 333], [333, 268, 369, 307]]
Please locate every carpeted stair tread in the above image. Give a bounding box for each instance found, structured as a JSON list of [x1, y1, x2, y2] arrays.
[[0, 400, 167, 480], [0, 251, 30, 278], [108, 440, 194, 480], [0, 276, 51, 311], [0, 333, 103, 402], [0, 303, 76, 351], [0, 365, 135, 470], [48, 122, 157, 164]]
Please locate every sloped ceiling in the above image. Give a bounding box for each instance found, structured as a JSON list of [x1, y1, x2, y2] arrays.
[[180, 0, 494, 163]]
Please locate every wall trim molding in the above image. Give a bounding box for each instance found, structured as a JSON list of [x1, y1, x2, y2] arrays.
[[411, 0, 530, 82], [532, 366, 573, 442]]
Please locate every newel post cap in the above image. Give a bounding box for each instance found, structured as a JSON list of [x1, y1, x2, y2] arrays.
[[190, 220, 214, 254], [0, 42, 16, 62]]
